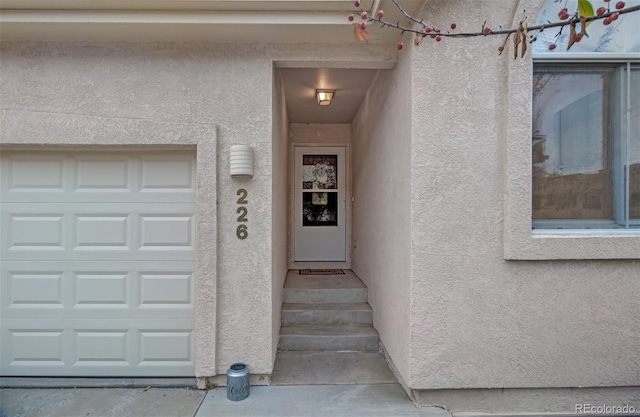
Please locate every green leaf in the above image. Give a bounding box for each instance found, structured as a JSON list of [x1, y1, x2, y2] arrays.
[[578, 0, 594, 32]]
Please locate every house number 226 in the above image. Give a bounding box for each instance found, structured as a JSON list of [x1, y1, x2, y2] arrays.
[[236, 189, 248, 240]]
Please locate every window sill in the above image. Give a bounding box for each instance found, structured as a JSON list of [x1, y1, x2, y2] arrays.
[[505, 228, 640, 260], [532, 229, 640, 235]]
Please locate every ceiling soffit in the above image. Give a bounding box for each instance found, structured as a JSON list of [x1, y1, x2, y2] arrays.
[[0, 0, 428, 43]]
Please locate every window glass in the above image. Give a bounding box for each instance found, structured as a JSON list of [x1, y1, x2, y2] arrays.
[[532, 63, 639, 229], [630, 69, 640, 220]]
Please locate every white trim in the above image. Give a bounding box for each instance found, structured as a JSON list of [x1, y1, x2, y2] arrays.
[[0, 10, 352, 25], [533, 52, 640, 62], [533, 229, 640, 235]]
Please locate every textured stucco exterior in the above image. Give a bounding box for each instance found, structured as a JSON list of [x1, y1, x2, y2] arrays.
[[0, 41, 396, 380], [271, 69, 289, 364], [289, 123, 351, 145], [407, 0, 640, 398], [1, 1, 639, 411], [351, 52, 413, 386]]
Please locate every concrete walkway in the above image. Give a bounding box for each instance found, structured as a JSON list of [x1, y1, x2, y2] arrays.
[[1, 384, 451, 417]]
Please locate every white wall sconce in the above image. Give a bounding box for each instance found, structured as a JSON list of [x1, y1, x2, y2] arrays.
[[230, 145, 254, 177], [316, 89, 335, 106]]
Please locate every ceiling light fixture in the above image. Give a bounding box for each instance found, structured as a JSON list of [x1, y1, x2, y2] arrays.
[[316, 89, 335, 106]]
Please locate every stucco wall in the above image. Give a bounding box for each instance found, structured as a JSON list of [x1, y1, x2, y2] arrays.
[[271, 69, 289, 363], [0, 41, 397, 378], [0, 41, 275, 375], [351, 49, 413, 384], [408, 0, 640, 393], [289, 123, 351, 144]]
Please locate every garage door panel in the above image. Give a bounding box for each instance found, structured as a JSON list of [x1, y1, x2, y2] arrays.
[[75, 156, 132, 192], [75, 272, 130, 308], [1, 193, 197, 204], [4, 213, 66, 251], [139, 272, 193, 307], [5, 328, 66, 365], [3, 270, 66, 309], [2, 320, 194, 376], [139, 329, 193, 363], [1, 151, 195, 204], [2, 309, 195, 321], [139, 214, 194, 250], [2, 204, 196, 261], [139, 156, 195, 192], [2, 262, 195, 319], [75, 214, 130, 250], [1, 149, 197, 377], [1, 153, 67, 192]]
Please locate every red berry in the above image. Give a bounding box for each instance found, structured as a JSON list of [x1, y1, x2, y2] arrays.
[[559, 12, 570, 20], [360, 22, 367, 29], [596, 6, 606, 16], [603, 16, 613, 24], [435, 28, 441, 33], [376, 9, 384, 19], [424, 26, 432, 33], [450, 23, 457, 30], [615, 0, 625, 7], [360, 11, 368, 20], [483, 27, 491, 34], [560, 7, 568, 13], [498, 45, 504, 52], [435, 35, 442, 42], [396, 41, 403, 50], [354, 0, 361, 6], [611, 12, 619, 20], [548, 43, 557, 50], [430, 34, 436, 39], [348, 14, 354, 21], [604, 0, 611, 2]]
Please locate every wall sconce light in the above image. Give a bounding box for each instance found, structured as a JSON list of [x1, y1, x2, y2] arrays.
[[316, 89, 335, 106], [230, 145, 254, 177]]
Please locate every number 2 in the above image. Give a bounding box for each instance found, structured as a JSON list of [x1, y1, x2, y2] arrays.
[[237, 206, 248, 222], [236, 188, 248, 204]]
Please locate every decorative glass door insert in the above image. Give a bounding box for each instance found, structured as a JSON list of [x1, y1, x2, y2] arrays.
[[302, 155, 338, 227]]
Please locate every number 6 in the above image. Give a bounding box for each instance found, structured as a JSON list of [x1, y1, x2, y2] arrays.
[[236, 224, 248, 240]]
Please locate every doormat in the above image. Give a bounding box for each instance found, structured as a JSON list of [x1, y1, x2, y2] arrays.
[[299, 269, 345, 275]]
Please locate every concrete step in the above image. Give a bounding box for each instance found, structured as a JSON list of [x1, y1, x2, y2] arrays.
[[283, 270, 368, 304], [278, 325, 380, 352], [282, 303, 373, 326], [271, 351, 396, 385], [283, 288, 368, 304]]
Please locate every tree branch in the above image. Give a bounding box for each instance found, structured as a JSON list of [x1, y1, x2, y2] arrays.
[[359, 4, 640, 39], [390, 0, 425, 27]]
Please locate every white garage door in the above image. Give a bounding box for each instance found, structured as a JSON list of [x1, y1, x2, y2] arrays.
[[0, 149, 197, 377]]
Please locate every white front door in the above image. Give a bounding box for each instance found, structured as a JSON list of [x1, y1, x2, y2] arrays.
[[294, 146, 346, 261]]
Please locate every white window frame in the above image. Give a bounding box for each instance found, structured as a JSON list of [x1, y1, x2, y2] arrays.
[[531, 59, 640, 230], [504, 52, 640, 260]]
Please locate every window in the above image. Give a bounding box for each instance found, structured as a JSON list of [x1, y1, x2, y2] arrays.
[[532, 62, 640, 229], [503, 0, 640, 259]]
